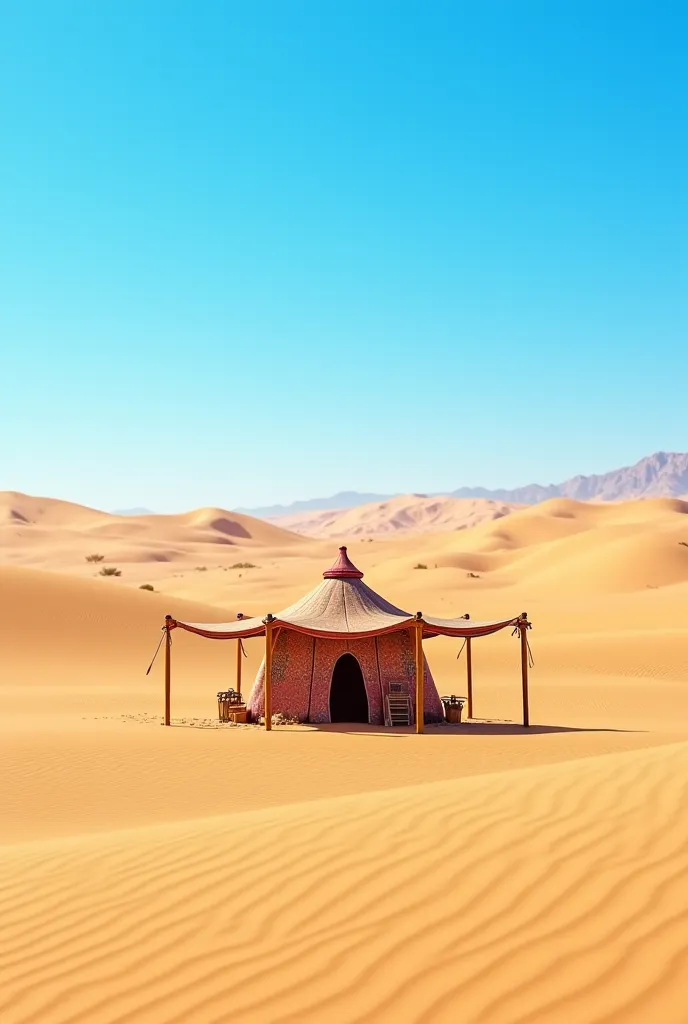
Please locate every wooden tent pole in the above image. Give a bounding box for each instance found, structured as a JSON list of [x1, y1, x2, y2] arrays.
[[519, 612, 530, 728], [264, 615, 274, 731], [236, 612, 244, 697], [164, 614, 172, 726], [415, 613, 424, 734], [461, 613, 472, 719], [466, 637, 473, 719]]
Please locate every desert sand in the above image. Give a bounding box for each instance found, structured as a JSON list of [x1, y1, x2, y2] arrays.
[[1, 492, 688, 1022]]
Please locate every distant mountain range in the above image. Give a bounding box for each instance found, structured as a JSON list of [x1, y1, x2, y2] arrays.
[[449, 451, 688, 505], [239, 452, 688, 518], [235, 492, 395, 518]]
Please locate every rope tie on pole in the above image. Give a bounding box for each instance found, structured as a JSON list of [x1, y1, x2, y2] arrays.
[[512, 618, 534, 667], [145, 627, 167, 676], [456, 638, 467, 661]]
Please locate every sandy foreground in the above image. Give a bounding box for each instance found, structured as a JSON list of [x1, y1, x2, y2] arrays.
[[1, 494, 688, 1022]]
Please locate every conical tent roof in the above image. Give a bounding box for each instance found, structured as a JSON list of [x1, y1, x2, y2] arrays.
[[276, 547, 410, 637], [170, 546, 522, 641]]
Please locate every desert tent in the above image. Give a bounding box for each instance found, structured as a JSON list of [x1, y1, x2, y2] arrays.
[[163, 546, 532, 731]]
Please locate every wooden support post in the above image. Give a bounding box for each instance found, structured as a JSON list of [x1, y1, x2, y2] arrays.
[[264, 615, 274, 731], [236, 612, 244, 697], [236, 640, 242, 697], [164, 614, 172, 726], [414, 613, 424, 734], [466, 637, 473, 720], [519, 612, 530, 728]]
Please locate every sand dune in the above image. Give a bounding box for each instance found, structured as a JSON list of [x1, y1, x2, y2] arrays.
[[2, 494, 688, 1021], [270, 493, 523, 538], [0, 564, 246, 704], [1, 491, 305, 572], [5, 491, 688, 597], [385, 497, 688, 595], [0, 490, 114, 528], [1, 743, 687, 1023]]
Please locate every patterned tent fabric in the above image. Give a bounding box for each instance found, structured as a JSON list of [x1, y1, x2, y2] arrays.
[[171, 547, 521, 640]]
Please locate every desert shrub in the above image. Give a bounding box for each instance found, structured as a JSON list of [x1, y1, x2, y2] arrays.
[[195, 566, 208, 571], [99, 566, 122, 577], [680, 541, 688, 548], [413, 563, 428, 569], [139, 583, 155, 591], [85, 553, 105, 563], [466, 571, 480, 578], [231, 562, 257, 569]]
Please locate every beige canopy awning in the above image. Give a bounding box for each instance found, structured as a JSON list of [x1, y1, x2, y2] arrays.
[[170, 576, 521, 641]]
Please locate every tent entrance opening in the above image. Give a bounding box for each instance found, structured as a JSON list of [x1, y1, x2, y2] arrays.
[[329, 654, 369, 723]]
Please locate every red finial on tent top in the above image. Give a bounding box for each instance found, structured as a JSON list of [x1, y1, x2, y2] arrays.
[[323, 545, 364, 579]]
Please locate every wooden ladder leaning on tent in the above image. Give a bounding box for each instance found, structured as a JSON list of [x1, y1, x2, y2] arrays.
[[385, 682, 412, 727]]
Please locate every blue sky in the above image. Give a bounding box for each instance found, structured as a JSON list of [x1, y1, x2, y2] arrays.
[[1, 0, 686, 510]]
